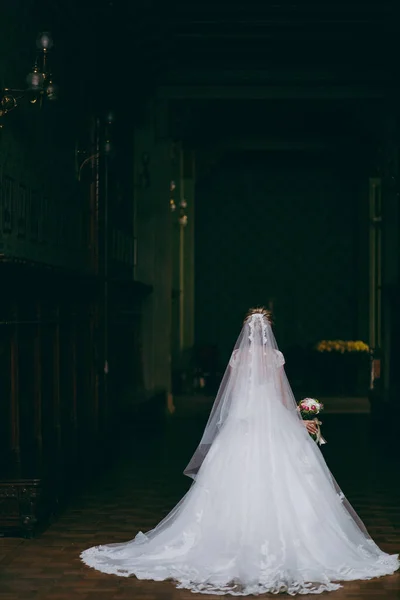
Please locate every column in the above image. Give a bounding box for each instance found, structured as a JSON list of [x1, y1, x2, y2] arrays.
[[134, 99, 173, 405], [182, 149, 196, 361], [152, 100, 173, 404], [368, 177, 382, 353], [70, 305, 78, 455], [53, 306, 61, 457], [381, 112, 399, 403], [89, 301, 99, 438], [168, 145, 195, 386], [10, 303, 20, 467], [134, 108, 157, 395], [170, 141, 183, 374], [33, 302, 43, 461]]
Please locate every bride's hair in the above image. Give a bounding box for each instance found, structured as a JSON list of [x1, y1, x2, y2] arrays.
[[244, 307, 273, 324]]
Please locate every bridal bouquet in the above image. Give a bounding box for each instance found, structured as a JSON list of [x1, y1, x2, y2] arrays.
[[298, 398, 327, 446]]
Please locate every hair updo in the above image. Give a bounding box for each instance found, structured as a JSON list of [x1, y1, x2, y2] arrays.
[[244, 307, 273, 324]]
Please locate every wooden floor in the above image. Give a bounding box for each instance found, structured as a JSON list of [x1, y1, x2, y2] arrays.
[[0, 396, 399, 600]]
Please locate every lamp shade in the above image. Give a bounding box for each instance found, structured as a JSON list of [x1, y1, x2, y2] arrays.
[[26, 67, 44, 89], [45, 80, 58, 100], [36, 32, 53, 51]]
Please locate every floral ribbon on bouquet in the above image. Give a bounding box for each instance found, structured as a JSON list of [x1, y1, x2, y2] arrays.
[[312, 418, 327, 446]]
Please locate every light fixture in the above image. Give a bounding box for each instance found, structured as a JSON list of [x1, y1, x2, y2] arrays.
[[179, 214, 188, 227], [178, 198, 188, 227], [169, 181, 188, 225], [0, 31, 58, 120], [36, 31, 54, 51], [75, 112, 115, 181], [170, 181, 177, 212], [26, 62, 44, 90]]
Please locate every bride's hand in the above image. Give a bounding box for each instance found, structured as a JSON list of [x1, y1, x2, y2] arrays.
[[304, 421, 318, 435]]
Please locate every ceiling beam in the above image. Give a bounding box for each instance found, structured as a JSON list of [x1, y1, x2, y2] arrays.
[[158, 85, 385, 100]]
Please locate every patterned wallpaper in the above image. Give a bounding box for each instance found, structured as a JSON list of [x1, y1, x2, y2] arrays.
[[195, 150, 366, 363]]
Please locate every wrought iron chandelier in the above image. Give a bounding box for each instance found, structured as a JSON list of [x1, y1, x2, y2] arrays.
[[0, 32, 57, 119]]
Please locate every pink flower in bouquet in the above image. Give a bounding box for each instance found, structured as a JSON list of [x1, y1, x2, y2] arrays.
[[298, 398, 323, 418]]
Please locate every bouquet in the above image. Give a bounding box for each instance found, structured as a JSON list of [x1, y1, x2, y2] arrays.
[[298, 398, 327, 446]]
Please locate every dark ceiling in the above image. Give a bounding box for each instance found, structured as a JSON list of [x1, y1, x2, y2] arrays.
[[36, 0, 399, 116], [42, 1, 399, 71]]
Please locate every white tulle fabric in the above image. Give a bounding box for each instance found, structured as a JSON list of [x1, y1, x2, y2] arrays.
[[81, 315, 399, 595]]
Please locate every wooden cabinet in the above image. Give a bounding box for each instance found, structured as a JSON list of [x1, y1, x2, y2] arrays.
[[0, 262, 102, 536]]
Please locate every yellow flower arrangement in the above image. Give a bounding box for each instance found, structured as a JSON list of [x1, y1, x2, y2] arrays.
[[315, 340, 370, 354]]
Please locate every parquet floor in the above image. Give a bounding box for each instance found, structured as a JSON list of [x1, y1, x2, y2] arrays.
[[0, 396, 399, 600]]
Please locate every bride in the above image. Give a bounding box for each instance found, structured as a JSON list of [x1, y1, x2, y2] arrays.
[[81, 308, 399, 595]]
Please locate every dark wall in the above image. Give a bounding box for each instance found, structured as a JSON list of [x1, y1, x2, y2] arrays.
[[195, 150, 367, 363]]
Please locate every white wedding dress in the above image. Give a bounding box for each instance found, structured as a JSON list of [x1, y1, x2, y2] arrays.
[[81, 313, 399, 595]]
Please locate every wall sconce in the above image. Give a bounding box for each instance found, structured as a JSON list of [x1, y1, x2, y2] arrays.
[[170, 180, 177, 211], [75, 112, 114, 181], [178, 199, 188, 227], [0, 32, 58, 120], [169, 180, 188, 225]]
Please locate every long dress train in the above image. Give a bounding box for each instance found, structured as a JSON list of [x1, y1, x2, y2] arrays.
[[81, 394, 398, 594], [81, 315, 399, 595]]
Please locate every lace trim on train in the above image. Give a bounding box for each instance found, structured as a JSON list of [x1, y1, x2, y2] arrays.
[[80, 545, 399, 596]]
